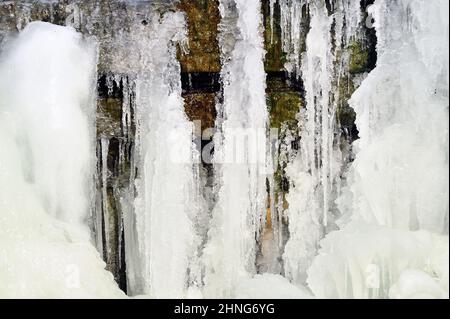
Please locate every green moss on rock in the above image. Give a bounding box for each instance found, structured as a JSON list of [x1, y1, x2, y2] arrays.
[[263, 0, 287, 72], [177, 0, 221, 73], [268, 92, 302, 130], [349, 41, 370, 75]]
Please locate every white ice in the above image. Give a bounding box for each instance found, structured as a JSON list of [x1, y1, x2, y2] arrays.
[[307, 0, 449, 299], [0, 22, 124, 298], [122, 12, 203, 299], [202, 0, 269, 298]]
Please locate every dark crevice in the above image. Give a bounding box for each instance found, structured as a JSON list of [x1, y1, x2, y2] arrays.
[[181, 72, 221, 94], [267, 71, 305, 96], [361, 0, 378, 71], [98, 75, 124, 99]]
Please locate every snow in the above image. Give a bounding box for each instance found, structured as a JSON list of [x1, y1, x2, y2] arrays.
[[307, 222, 449, 299], [390, 270, 449, 299]]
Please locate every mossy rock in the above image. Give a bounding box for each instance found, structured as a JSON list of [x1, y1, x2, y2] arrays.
[[183, 93, 217, 131], [177, 0, 221, 73], [337, 103, 356, 130], [349, 42, 370, 75], [268, 92, 302, 130], [263, 0, 287, 72]]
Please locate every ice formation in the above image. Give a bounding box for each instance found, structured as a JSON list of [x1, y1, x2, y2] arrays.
[[308, 222, 449, 298], [0, 22, 124, 298], [203, 0, 269, 298], [307, 0, 449, 298], [119, 13, 203, 299], [281, 0, 362, 285]]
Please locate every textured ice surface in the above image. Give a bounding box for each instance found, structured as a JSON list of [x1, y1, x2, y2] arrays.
[[0, 22, 124, 298], [307, 0, 449, 299], [202, 0, 269, 298], [341, 0, 449, 232], [119, 12, 204, 299], [307, 222, 449, 299]]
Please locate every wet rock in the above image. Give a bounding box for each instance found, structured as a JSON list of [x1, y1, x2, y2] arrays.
[[184, 93, 217, 131], [263, 0, 287, 72], [97, 98, 123, 138]]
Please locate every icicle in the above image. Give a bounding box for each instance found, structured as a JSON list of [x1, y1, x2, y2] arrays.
[[106, 74, 114, 96], [342, 0, 362, 45], [269, 0, 277, 44], [94, 141, 104, 254], [121, 76, 132, 141], [282, 0, 352, 284], [279, 0, 307, 77], [65, 2, 81, 29], [100, 138, 110, 257]]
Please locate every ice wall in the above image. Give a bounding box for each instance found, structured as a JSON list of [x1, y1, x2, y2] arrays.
[[1, 0, 447, 300], [203, 0, 269, 298], [0, 22, 123, 298], [308, 0, 449, 298]]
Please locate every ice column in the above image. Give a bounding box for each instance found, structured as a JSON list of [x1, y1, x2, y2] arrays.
[[282, 0, 338, 285], [123, 13, 202, 298], [280, 0, 364, 285], [203, 0, 269, 298]]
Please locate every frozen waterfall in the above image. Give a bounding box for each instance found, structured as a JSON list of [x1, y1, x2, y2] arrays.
[[0, 0, 448, 300]]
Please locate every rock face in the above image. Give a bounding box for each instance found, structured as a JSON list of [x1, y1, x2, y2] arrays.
[[178, 0, 221, 172], [0, 0, 376, 292], [178, 0, 222, 73]]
